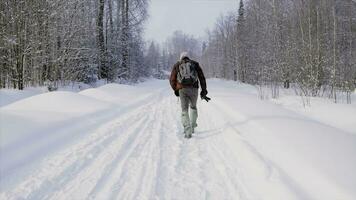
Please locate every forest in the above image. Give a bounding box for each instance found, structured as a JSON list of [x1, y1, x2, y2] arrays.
[[1, 0, 355, 103], [0, 0, 149, 89], [200, 0, 356, 103]]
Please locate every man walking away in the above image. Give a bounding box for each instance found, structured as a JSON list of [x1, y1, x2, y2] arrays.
[[169, 52, 208, 139]]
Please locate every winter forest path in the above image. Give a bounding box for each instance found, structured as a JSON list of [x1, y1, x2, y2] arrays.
[[1, 80, 355, 200]]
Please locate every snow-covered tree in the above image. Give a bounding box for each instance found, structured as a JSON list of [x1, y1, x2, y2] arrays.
[[0, 0, 149, 89], [200, 0, 356, 103]]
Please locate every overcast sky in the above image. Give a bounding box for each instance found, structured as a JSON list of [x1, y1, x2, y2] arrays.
[[144, 0, 238, 44]]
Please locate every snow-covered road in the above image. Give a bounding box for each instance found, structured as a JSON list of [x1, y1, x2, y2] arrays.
[[1, 79, 356, 200]]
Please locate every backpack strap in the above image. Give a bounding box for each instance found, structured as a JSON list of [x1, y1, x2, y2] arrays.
[[177, 60, 183, 78]]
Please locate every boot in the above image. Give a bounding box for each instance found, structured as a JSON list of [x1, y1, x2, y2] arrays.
[[181, 111, 192, 138], [190, 108, 198, 133]]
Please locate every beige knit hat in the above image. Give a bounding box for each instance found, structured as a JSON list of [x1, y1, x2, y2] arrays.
[[180, 52, 189, 60]]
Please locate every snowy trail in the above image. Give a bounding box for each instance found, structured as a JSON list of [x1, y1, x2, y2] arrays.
[[1, 79, 356, 200]]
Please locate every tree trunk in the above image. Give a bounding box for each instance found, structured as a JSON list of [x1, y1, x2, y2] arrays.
[[97, 0, 106, 79], [121, 0, 129, 79], [332, 5, 337, 102]]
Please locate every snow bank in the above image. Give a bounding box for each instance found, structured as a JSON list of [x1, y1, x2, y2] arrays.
[[274, 95, 356, 134], [0, 91, 113, 148], [0, 82, 97, 108], [79, 84, 138, 104], [80, 83, 155, 105], [208, 79, 356, 199], [2, 91, 112, 114], [0, 88, 46, 107]]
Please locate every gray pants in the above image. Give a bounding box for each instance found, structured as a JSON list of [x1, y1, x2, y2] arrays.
[[179, 88, 198, 135], [179, 88, 198, 111]]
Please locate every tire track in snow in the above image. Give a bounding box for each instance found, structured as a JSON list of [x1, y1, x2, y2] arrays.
[[130, 98, 173, 200], [89, 89, 169, 200], [1, 88, 168, 200], [49, 114, 152, 200], [52, 88, 170, 200], [0, 88, 167, 180], [1, 113, 144, 200], [105, 96, 184, 200], [19, 111, 149, 200], [203, 100, 301, 199], [152, 97, 184, 199], [196, 103, 249, 200], [208, 139, 255, 200], [167, 102, 218, 199], [146, 96, 247, 200], [107, 100, 162, 199]]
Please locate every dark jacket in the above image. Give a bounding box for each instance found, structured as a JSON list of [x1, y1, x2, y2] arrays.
[[169, 58, 207, 91]]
